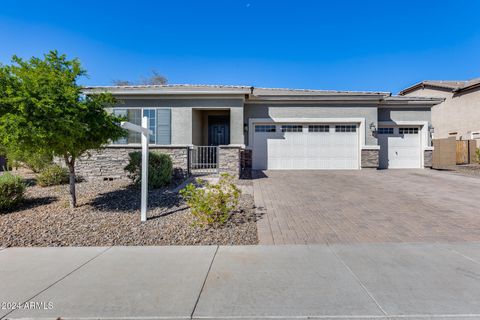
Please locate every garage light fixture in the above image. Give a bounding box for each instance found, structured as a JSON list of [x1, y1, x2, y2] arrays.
[[369, 122, 376, 132]]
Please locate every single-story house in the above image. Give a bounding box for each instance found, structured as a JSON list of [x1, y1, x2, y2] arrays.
[[399, 78, 480, 145], [80, 85, 443, 179]]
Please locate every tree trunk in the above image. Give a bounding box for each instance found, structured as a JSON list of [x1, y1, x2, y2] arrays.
[[65, 156, 77, 208]]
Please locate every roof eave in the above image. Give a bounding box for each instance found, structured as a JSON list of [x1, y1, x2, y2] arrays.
[[82, 88, 251, 95], [380, 96, 444, 107], [398, 82, 425, 95], [247, 92, 390, 103], [454, 82, 480, 93], [399, 82, 466, 95], [246, 97, 386, 104]]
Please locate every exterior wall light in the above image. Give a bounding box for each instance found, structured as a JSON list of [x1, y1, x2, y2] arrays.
[[369, 122, 377, 133]]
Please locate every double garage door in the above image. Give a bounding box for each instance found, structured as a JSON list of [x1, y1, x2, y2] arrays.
[[252, 123, 359, 170]]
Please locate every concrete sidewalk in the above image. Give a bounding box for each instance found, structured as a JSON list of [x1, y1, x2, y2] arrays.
[[1, 243, 480, 319]]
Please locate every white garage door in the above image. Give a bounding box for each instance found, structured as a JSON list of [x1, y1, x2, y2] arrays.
[[378, 126, 421, 169], [252, 123, 359, 170]]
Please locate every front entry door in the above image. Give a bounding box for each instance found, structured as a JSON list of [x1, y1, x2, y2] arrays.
[[208, 116, 230, 146]]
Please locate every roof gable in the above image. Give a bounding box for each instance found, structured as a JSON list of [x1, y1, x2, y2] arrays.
[[399, 78, 480, 95]]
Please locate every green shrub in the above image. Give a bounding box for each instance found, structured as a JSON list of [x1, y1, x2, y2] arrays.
[[4, 148, 52, 173], [124, 152, 173, 189], [37, 164, 69, 187], [180, 173, 241, 227], [476, 148, 480, 163], [0, 173, 26, 211]]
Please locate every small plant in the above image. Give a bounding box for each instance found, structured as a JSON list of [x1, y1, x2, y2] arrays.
[[476, 148, 480, 164], [4, 148, 53, 173], [124, 151, 173, 189], [180, 173, 241, 227], [37, 164, 69, 187], [0, 173, 26, 211]]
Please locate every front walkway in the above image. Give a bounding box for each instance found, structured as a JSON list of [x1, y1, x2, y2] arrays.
[[254, 169, 480, 245], [2, 243, 480, 319]]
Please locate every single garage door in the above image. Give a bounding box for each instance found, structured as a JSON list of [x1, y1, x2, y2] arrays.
[[378, 126, 421, 169], [252, 123, 359, 170]]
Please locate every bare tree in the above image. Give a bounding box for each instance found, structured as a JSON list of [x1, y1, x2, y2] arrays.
[[112, 79, 132, 86], [112, 70, 168, 86], [141, 70, 168, 85]]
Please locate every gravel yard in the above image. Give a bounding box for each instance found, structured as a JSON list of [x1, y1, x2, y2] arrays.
[[452, 164, 480, 177], [0, 172, 258, 247]]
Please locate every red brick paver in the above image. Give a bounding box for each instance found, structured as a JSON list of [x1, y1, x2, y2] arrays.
[[254, 170, 480, 245]]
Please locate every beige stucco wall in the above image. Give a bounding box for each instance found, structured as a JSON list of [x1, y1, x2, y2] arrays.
[[403, 87, 480, 144]]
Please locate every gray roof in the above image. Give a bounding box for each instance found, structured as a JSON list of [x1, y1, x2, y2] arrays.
[[82, 84, 442, 105], [83, 84, 390, 96], [83, 84, 252, 95], [399, 78, 480, 95], [250, 87, 388, 96]]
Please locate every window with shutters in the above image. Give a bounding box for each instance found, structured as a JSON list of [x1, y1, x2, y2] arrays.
[[112, 108, 171, 145]]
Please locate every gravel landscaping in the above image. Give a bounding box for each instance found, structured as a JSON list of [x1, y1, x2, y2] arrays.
[[452, 164, 480, 177], [0, 171, 258, 247]]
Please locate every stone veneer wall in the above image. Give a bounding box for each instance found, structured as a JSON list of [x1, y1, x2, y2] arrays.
[[75, 146, 189, 180], [218, 146, 241, 178], [424, 150, 433, 168], [361, 149, 379, 168]]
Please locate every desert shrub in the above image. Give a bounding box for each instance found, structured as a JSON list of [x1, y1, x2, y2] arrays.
[[124, 151, 173, 189], [0, 173, 26, 211], [180, 173, 241, 227], [4, 148, 52, 173], [37, 164, 69, 187]]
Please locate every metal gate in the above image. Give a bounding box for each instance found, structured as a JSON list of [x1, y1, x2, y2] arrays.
[[190, 146, 218, 174]]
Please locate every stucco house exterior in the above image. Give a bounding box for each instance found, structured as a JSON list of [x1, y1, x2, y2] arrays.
[[80, 85, 442, 179], [400, 78, 480, 145]]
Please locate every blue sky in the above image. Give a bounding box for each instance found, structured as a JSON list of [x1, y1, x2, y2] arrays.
[[1, 0, 479, 93]]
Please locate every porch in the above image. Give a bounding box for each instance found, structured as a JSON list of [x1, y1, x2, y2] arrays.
[[190, 109, 243, 175], [192, 109, 231, 146]]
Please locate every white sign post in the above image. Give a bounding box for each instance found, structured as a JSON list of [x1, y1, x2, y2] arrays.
[[120, 117, 152, 222]]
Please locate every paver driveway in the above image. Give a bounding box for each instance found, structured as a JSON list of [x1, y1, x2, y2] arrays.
[[254, 169, 480, 244]]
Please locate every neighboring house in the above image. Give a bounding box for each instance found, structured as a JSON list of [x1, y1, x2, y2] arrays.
[[399, 78, 480, 145], [81, 85, 442, 179]]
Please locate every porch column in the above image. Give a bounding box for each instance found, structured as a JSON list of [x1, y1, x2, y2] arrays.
[[218, 145, 241, 178], [230, 107, 244, 145]]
